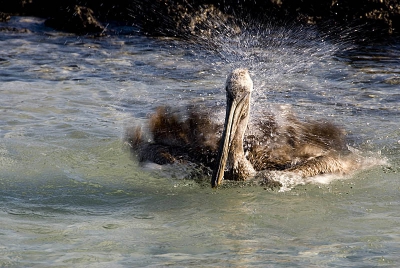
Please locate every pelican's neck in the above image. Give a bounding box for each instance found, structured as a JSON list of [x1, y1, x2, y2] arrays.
[[226, 94, 256, 181]]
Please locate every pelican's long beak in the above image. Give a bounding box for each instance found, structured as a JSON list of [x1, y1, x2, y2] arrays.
[[211, 92, 250, 187]]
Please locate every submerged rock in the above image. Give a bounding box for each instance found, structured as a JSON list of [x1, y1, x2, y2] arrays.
[[0, 26, 31, 33]]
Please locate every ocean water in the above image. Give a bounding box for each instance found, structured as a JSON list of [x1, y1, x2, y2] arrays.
[[0, 16, 399, 267]]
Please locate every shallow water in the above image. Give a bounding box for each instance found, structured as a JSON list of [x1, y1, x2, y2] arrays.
[[0, 17, 399, 267]]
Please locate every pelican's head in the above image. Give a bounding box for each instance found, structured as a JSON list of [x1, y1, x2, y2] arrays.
[[225, 68, 253, 100], [211, 69, 255, 187]]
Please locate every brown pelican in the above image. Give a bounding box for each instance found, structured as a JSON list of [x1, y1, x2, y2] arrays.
[[127, 68, 357, 188]]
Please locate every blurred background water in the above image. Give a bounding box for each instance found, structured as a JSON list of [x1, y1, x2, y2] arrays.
[[0, 16, 399, 267]]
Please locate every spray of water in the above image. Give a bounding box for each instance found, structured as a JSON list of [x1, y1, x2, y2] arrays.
[[176, 15, 358, 106]]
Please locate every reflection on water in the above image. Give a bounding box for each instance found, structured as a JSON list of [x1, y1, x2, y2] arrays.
[[0, 16, 399, 266]]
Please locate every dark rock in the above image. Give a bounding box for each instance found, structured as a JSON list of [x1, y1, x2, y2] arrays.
[[330, 0, 400, 35], [136, 2, 240, 37], [0, 1, 399, 37], [0, 12, 11, 22], [128, 0, 400, 38], [44, 5, 104, 34]]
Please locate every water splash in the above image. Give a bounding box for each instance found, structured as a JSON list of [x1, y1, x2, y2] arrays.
[[174, 17, 358, 113]]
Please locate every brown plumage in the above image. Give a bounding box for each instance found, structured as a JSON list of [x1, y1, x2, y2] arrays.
[[126, 106, 221, 167], [246, 116, 349, 171]]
